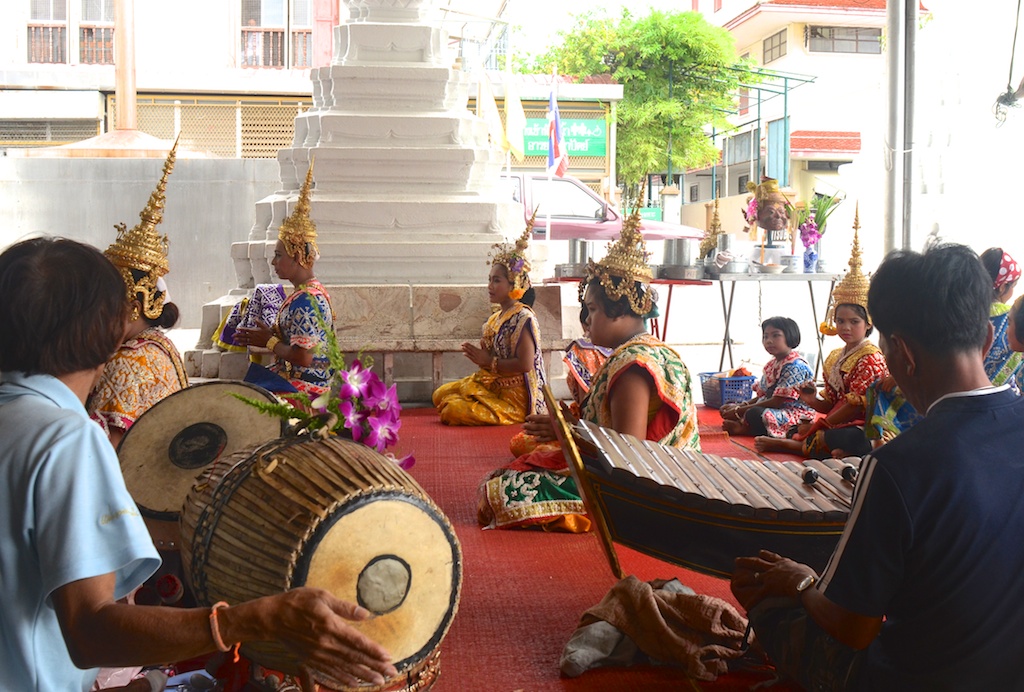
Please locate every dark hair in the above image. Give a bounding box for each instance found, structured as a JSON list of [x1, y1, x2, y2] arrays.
[[761, 316, 801, 349], [980, 247, 1007, 299], [583, 277, 646, 320], [0, 237, 127, 376], [1013, 297, 1024, 347], [835, 303, 874, 337], [144, 300, 180, 329], [579, 303, 590, 326], [868, 244, 990, 356], [520, 286, 536, 308]]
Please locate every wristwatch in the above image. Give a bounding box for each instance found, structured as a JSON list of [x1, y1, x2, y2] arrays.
[[796, 575, 817, 595]]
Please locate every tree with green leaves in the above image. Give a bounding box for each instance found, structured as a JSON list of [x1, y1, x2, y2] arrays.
[[531, 9, 751, 193]]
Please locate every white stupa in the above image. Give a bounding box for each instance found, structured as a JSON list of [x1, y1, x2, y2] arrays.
[[231, 0, 519, 286], [192, 0, 570, 400]]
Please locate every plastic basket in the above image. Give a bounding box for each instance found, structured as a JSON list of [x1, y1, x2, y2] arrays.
[[698, 372, 756, 409]]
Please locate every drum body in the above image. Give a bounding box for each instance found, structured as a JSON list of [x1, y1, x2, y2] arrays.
[[180, 435, 462, 691]]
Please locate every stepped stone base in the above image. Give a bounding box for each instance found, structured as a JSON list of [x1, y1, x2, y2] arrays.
[[186, 283, 578, 403]]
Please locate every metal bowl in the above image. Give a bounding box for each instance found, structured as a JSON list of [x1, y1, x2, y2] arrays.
[[722, 260, 749, 274]]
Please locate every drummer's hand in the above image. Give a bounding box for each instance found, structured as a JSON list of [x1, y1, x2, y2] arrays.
[[267, 587, 397, 687], [461, 342, 490, 368], [523, 413, 556, 443], [876, 375, 897, 394], [236, 320, 274, 349]]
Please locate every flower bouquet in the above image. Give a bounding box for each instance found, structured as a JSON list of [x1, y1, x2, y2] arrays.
[[234, 307, 415, 469], [795, 191, 842, 272]]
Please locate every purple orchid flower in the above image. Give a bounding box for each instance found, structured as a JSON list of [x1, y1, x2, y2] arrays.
[[385, 452, 416, 470], [511, 257, 526, 273], [361, 374, 390, 410], [339, 360, 373, 399], [339, 400, 366, 442], [365, 411, 400, 452]]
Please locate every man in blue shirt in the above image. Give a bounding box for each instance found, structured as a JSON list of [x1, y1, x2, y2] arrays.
[[0, 238, 397, 691], [731, 244, 1024, 689]]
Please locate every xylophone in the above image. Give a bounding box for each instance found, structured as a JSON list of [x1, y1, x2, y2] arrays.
[[545, 385, 857, 578]]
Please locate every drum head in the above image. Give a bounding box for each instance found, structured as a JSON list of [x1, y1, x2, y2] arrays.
[[297, 492, 461, 676], [118, 381, 282, 520]]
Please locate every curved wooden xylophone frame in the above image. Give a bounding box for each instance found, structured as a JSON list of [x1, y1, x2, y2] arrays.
[[544, 386, 857, 579]]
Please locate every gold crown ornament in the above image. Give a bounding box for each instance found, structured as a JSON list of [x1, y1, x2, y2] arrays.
[[700, 196, 723, 259], [579, 183, 655, 316], [820, 203, 870, 336], [105, 136, 178, 320], [489, 206, 537, 300], [279, 159, 319, 269]]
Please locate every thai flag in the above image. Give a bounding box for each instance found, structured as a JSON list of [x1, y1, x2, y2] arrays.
[[547, 88, 568, 177]]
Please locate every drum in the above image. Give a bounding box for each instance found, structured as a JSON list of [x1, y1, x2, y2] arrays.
[[118, 381, 283, 521], [179, 434, 462, 691]]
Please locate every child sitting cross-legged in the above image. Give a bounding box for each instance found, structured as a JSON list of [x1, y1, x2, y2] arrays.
[[720, 316, 816, 438]]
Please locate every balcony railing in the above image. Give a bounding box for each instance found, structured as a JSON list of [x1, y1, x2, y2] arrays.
[[242, 28, 312, 68], [80, 24, 114, 64], [28, 23, 67, 64]]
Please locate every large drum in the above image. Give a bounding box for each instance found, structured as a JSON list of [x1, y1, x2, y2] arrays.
[[118, 381, 283, 521], [118, 381, 283, 551], [180, 434, 462, 691]]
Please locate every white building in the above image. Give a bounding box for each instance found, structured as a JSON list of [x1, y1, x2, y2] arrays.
[[681, 0, 894, 270]]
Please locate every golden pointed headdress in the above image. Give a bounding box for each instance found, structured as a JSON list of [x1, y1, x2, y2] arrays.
[[279, 159, 319, 269], [490, 206, 536, 300], [105, 136, 177, 320], [820, 203, 870, 336], [579, 183, 654, 315], [700, 196, 723, 259]]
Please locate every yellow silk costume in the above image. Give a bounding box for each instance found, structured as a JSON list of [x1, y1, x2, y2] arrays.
[[432, 303, 546, 425]]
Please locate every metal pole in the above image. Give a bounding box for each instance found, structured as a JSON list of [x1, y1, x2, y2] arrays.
[[883, 0, 907, 255], [113, 0, 137, 130], [901, 0, 917, 250]]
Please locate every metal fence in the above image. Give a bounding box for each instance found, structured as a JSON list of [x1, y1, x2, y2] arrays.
[[110, 95, 311, 158]]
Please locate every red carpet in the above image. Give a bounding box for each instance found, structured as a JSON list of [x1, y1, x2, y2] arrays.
[[389, 408, 798, 691]]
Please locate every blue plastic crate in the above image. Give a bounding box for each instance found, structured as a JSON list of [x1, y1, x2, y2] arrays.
[[698, 372, 756, 409]]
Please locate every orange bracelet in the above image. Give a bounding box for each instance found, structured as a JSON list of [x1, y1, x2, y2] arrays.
[[209, 601, 232, 652]]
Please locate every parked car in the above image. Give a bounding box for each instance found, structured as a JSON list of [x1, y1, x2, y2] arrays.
[[501, 173, 705, 241]]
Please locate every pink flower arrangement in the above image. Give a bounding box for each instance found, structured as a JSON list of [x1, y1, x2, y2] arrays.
[[745, 197, 759, 226], [237, 303, 415, 470], [799, 217, 822, 249], [312, 358, 414, 469]]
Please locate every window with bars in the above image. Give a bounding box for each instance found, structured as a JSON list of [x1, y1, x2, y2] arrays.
[[80, 0, 113, 64], [241, 0, 312, 69], [763, 29, 787, 64], [808, 26, 882, 54], [28, 0, 67, 63]]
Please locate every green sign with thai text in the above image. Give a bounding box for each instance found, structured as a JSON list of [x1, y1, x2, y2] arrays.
[[639, 207, 662, 221], [523, 118, 607, 157]]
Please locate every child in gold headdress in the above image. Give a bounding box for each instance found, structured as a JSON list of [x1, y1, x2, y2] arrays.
[[235, 161, 335, 397], [756, 208, 889, 459], [478, 189, 701, 532], [89, 140, 188, 447], [432, 211, 547, 425]]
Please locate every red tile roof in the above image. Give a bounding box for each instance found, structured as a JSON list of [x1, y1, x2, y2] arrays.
[[763, 0, 927, 10], [790, 130, 861, 154]]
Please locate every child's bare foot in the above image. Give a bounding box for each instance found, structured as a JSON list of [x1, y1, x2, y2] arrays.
[[723, 419, 747, 436], [755, 436, 803, 453]]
